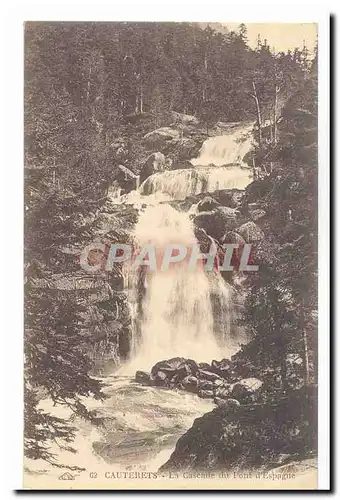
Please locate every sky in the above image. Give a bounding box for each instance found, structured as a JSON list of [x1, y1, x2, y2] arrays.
[[223, 23, 318, 54]]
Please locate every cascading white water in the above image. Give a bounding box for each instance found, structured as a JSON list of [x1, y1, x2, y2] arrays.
[[191, 123, 253, 167], [123, 204, 224, 372], [118, 123, 253, 204], [139, 166, 252, 201], [118, 123, 252, 371]]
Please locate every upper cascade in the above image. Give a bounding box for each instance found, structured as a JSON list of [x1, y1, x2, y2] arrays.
[[191, 123, 253, 167], [114, 122, 254, 204]]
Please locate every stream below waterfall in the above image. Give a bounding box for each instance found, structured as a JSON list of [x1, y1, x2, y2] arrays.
[[25, 124, 254, 485]]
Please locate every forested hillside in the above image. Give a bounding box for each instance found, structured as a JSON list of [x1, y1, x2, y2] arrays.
[[24, 22, 317, 470]]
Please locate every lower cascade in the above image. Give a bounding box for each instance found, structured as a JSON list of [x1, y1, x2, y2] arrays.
[[123, 204, 226, 372]]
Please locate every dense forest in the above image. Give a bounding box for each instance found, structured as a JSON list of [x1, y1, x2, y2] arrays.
[[24, 22, 317, 470]]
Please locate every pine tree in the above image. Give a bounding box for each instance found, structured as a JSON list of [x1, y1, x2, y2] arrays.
[[241, 55, 318, 389]]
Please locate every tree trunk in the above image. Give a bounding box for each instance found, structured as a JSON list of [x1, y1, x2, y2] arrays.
[[139, 82, 143, 114], [252, 81, 262, 146], [270, 114, 273, 143], [302, 328, 310, 385], [274, 84, 280, 144], [252, 157, 257, 180], [86, 65, 92, 103]]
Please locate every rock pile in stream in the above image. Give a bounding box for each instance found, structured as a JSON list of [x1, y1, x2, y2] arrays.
[[135, 356, 264, 406]]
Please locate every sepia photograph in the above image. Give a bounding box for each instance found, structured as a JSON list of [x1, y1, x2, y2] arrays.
[[19, 16, 328, 490]]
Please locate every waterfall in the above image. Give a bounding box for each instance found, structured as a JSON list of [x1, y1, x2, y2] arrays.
[[118, 123, 253, 204], [191, 123, 253, 167], [139, 166, 252, 201], [118, 123, 252, 371], [123, 204, 224, 372]]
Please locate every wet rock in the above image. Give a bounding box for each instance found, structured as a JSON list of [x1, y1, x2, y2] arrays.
[[214, 397, 240, 410], [197, 388, 214, 399], [151, 357, 198, 380], [180, 375, 198, 393], [194, 206, 240, 241], [218, 206, 240, 219], [198, 362, 212, 371], [231, 378, 263, 403], [211, 358, 232, 376], [211, 358, 251, 383], [232, 359, 256, 379], [140, 152, 166, 184], [193, 211, 220, 240], [212, 378, 225, 387], [235, 221, 264, 243], [112, 165, 138, 193], [197, 196, 220, 213], [153, 370, 168, 386], [197, 379, 214, 392], [135, 370, 152, 385], [176, 138, 198, 160], [214, 383, 234, 400], [198, 369, 224, 382]]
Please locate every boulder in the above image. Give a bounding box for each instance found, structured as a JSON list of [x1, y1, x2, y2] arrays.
[[176, 138, 198, 160], [211, 358, 250, 383], [113, 165, 138, 193], [143, 127, 180, 150], [218, 232, 246, 272], [214, 397, 240, 410], [197, 379, 214, 392], [198, 369, 224, 382], [135, 370, 152, 385], [151, 357, 198, 380], [235, 221, 264, 243], [214, 383, 234, 400], [218, 206, 240, 219], [198, 362, 212, 371], [193, 227, 219, 254], [140, 152, 166, 184], [217, 189, 246, 208], [211, 358, 233, 377], [152, 370, 169, 386], [193, 206, 240, 241], [197, 389, 214, 399], [212, 378, 225, 388], [180, 375, 198, 393], [169, 373, 186, 388], [231, 378, 263, 403], [197, 196, 220, 213]]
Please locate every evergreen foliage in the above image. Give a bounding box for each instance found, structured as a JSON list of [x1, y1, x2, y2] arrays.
[[24, 21, 317, 467]]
